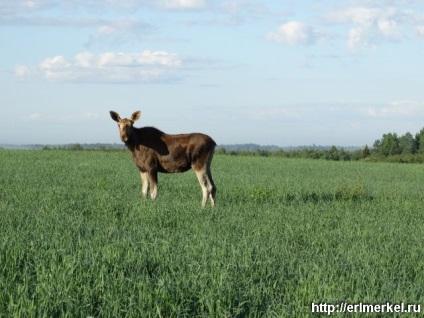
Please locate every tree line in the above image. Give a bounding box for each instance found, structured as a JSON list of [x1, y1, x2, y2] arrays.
[[19, 128, 424, 163], [216, 128, 424, 163]]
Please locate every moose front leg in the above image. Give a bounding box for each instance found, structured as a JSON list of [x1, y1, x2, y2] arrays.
[[148, 170, 158, 200], [140, 172, 149, 198]]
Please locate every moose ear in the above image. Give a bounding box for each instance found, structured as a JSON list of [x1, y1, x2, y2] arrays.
[[131, 111, 141, 122], [110, 111, 121, 122]]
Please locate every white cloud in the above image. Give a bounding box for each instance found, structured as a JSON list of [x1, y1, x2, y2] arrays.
[[14, 65, 34, 78], [93, 16, 151, 40], [79, 112, 102, 120], [15, 50, 182, 83], [266, 21, 315, 46], [417, 25, 424, 37], [160, 0, 207, 10], [263, 2, 422, 51], [0, 0, 207, 16], [0, 0, 54, 12], [362, 100, 424, 117], [327, 6, 387, 26], [20, 111, 103, 123], [21, 0, 45, 9], [325, 6, 407, 50], [29, 113, 43, 121], [348, 27, 367, 49], [73, 0, 209, 11], [378, 19, 401, 39], [79, 16, 153, 48], [247, 106, 300, 120]]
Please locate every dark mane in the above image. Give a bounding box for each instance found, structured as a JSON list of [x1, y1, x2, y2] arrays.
[[139, 126, 165, 134], [126, 126, 169, 155]]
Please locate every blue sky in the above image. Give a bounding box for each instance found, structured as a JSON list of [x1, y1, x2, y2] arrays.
[[2, 0, 424, 146]]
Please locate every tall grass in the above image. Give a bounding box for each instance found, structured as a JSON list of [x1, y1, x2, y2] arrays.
[[1, 150, 423, 317]]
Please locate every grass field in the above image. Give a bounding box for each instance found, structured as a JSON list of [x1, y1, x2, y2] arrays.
[[1, 149, 424, 317]]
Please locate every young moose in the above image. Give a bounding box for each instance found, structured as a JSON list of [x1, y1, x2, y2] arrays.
[[110, 110, 216, 207]]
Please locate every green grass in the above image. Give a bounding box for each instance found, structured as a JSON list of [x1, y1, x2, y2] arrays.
[[1, 149, 424, 317]]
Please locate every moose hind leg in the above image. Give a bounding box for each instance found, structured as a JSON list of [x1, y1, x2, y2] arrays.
[[195, 169, 210, 207], [206, 168, 216, 207], [140, 172, 149, 198]]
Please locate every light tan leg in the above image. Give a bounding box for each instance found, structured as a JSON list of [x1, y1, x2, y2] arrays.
[[140, 172, 149, 198], [206, 167, 216, 207], [195, 169, 210, 207], [148, 170, 158, 200]]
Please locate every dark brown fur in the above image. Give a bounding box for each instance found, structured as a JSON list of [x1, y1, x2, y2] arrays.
[[110, 110, 216, 207]]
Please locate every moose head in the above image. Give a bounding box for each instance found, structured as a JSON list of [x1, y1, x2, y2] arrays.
[[110, 110, 141, 143]]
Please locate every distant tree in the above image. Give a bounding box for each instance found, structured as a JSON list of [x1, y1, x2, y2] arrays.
[[271, 150, 285, 157], [372, 139, 381, 154], [415, 128, 424, 153], [328, 146, 340, 161], [68, 144, 84, 151], [338, 148, 350, 161], [375, 133, 400, 156], [399, 132, 416, 154], [215, 148, 227, 155], [362, 145, 371, 158]]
